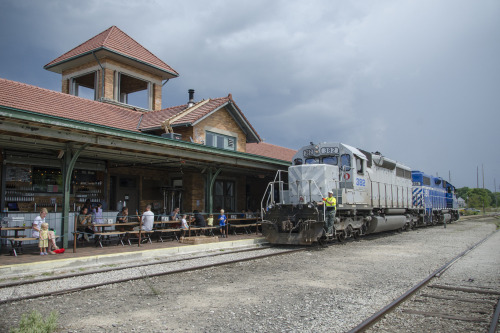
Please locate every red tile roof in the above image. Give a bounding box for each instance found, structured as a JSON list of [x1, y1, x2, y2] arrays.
[[139, 98, 228, 129], [0, 78, 142, 131], [140, 95, 261, 142], [0, 78, 285, 161], [246, 142, 296, 162], [44, 26, 178, 76]]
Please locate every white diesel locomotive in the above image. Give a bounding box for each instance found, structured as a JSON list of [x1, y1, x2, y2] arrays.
[[260, 142, 459, 245]]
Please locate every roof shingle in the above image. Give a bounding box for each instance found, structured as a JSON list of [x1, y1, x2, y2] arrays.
[[0, 78, 142, 131], [0, 78, 288, 161], [246, 142, 296, 162], [44, 26, 178, 76]]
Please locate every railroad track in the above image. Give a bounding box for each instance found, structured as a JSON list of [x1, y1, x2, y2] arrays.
[[348, 231, 500, 333], [0, 246, 305, 305]]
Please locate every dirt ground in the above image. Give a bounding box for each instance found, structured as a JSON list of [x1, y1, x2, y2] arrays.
[[0, 218, 497, 333]]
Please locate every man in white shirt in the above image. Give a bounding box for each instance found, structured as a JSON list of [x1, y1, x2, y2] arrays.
[[141, 204, 154, 231]]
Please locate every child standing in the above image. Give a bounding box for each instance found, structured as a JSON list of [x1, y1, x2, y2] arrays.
[[180, 214, 189, 237], [218, 209, 227, 238], [93, 202, 104, 232], [180, 214, 189, 229], [207, 214, 214, 227], [39, 222, 49, 255]]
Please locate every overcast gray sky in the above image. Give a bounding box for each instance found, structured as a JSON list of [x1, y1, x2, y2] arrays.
[[1, 0, 499, 191]]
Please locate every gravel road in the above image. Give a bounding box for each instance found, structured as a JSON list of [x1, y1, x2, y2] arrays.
[[0, 217, 497, 333]]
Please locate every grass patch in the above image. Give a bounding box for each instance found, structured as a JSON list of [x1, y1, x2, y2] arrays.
[[41, 272, 54, 276], [10, 310, 58, 333], [140, 269, 161, 296]]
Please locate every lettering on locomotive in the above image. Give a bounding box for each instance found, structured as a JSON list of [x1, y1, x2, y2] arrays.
[[303, 146, 339, 157]]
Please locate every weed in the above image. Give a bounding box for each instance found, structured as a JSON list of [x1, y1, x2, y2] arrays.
[[10, 310, 58, 333], [140, 269, 161, 296], [41, 272, 54, 276]]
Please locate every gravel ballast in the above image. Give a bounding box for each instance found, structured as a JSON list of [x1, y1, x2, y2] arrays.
[[0, 218, 497, 333]]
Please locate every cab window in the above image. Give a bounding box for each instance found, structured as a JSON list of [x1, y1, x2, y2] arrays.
[[305, 158, 319, 164], [340, 154, 351, 171], [322, 156, 338, 165], [355, 156, 364, 174], [294, 158, 303, 165]]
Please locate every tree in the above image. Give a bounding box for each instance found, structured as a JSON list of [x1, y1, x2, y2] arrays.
[[456, 187, 470, 200], [456, 187, 494, 208], [467, 188, 492, 209]]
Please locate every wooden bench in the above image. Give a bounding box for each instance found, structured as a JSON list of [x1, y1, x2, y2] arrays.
[[229, 222, 261, 235], [7, 235, 61, 256], [126, 230, 153, 245], [198, 226, 218, 236], [94, 231, 127, 248], [154, 228, 182, 242], [229, 224, 252, 235], [7, 237, 38, 256]]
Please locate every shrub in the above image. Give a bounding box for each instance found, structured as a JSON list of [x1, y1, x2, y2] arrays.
[[10, 310, 58, 333]]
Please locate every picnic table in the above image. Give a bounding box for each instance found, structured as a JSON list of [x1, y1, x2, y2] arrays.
[[1, 226, 33, 256], [228, 218, 261, 235], [91, 222, 140, 248]]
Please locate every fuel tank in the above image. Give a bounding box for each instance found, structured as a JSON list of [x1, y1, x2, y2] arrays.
[[365, 215, 406, 234]]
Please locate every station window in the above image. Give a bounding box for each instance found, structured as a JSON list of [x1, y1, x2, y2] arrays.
[[205, 131, 236, 151], [70, 72, 97, 100], [214, 180, 235, 212], [340, 154, 351, 171], [322, 156, 338, 165], [115, 72, 152, 109]]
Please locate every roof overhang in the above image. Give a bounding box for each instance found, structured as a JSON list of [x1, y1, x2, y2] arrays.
[[0, 106, 289, 172], [44, 48, 178, 80]]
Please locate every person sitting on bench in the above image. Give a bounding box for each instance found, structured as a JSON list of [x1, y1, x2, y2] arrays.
[[77, 207, 94, 242]]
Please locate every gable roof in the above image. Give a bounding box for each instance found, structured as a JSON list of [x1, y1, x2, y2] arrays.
[[246, 142, 296, 162], [44, 26, 178, 79], [0, 78, 142, 131], [140, 95, 261, 143]]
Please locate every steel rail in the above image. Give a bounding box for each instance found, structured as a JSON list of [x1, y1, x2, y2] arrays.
[[0, 247, 305, 305], [347, 230, 498, 333], [0, 245, 272, 290], [489, 298, 500, 333]]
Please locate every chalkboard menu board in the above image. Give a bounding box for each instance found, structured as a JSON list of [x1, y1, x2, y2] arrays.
[[5, 166, 32, 182]]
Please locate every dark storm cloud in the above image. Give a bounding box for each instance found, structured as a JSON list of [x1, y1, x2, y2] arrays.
[[0, 0, 499, 190]]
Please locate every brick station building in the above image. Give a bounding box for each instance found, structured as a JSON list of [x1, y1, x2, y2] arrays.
[[0, 26, 295, 247]]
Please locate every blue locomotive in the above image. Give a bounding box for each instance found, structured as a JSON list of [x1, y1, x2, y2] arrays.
[[260, 142, 459, 245], [412, 171, 459, 226]]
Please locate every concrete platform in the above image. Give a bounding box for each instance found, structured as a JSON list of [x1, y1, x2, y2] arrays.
[[0, 234, 267, 278]]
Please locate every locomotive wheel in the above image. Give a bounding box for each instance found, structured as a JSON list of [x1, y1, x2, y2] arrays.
[[336, 231, 346, 242], [345, 225, 353, 238], [352, 230, 360, 240]]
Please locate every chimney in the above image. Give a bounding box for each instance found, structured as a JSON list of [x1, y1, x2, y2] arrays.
[[187, 89, 195, 107]]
